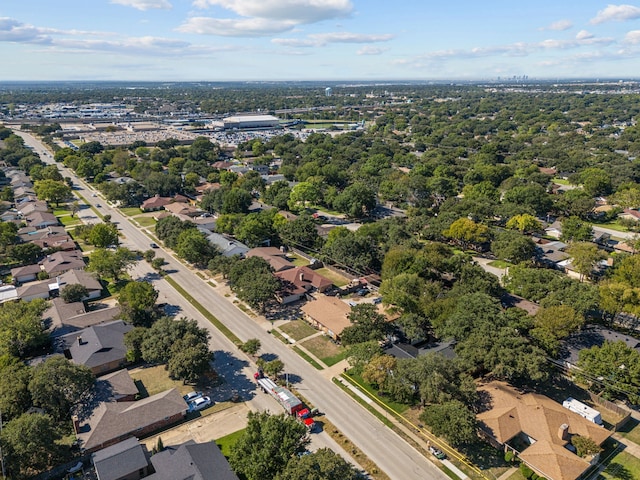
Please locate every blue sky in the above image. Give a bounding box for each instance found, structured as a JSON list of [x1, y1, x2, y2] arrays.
[[1, 1, 640, 81]]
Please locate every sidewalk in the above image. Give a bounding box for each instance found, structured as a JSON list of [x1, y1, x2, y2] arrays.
[[336, 376, 472, 480], [612, 432, 640, 458]]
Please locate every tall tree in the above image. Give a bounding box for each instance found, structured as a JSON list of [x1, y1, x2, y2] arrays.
[[419, 400, 477, 446], [229, 412, 309, 480], [33, 179, 71, 206], [275, 448, 360, 480], [566, 242, 607, 281], [118, 281, 159, 327]]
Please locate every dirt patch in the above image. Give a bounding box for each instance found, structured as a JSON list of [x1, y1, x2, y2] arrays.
[[300, 336, 345, 364], [279, 320, 317, 341]]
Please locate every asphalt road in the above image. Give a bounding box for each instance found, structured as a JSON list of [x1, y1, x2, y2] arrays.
[[16, 130, 448, 480]]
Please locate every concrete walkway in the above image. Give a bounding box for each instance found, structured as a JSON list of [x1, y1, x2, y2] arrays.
[[612, 432, 640, 458], [496, 467, 518, 480], [337, 375, 472, 480]]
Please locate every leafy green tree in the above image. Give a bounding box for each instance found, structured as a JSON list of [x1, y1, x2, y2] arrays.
[[561, 216, 593, 243], [277, 215, 322, 249], [222, 188, 252, 214], [419, 400, 477, 446], [229, 257, 281, 312], [346, 341, 383, 374], [0, 363, 32, 420], [275, 448, 360, 480], [235, 212, 276, 248], [333, 182, 377, 218], [571, 435, 602, 458], [60, 283, 90, 303], [288, 182, 320, 211], [143, 249, 156, 262], [88, 222, 119, 248], [229, 411, 309, 480], [566, 241, 607, 281], [491, 230, 537, 264], [263, 358, 285, 378], [87, 247, 137, 281], [530, 306, 584, 355], [70, 201, 80, 218], [341, 304, 392, 346], [124, 326, 147, 362], [174, 228, 217, 266], [28, 356, 94, 421], [363, 354, 397, 390], [9, 242, 43, 264], [167, 335, 212, 384], [0, 299, 49, 358], [577, 340, 640, 403], [579, 167, 612, 197], [263, 180, 292, 210], [151, 257, 165, 271], [0, 412, 62, 478], [240, 338, 261, 356], [442, 218, 489, 250], [155, 216, 196, 249], [141, 317, 211, 369], [506, 213, 542, 234], [118, 281, 159, 327], [0, 221, 18, 253], [33, 179, 71, 206]]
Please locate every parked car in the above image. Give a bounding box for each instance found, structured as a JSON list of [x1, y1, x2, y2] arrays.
[[429, 446, 446, 460], [183, 391, 203, 402], [189, 396, 212, 412], [95, 203, 101, 208], [150, 242, 159, 248]]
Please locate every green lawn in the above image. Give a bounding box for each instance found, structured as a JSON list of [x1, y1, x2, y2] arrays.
[[57, 215, 82, 226], [288, 253, 310, 267], [593, 220, 630, 233], [344, 372, 410, 414], [52, 207, 72, 216], [300, 335, 347, 366], [601, 450, 640, 479], [292, 346, 324, 369], [617, 418, 640, 445], [488, 260, 512, 268], [120, 207, 143, 216], [278, 319, 317, 341], [314, 267, 350, 287], [129, 365, 192, 397], [552, 177, 571, 186], [216, 429, 245, 457], [135, 216, 157, 227]]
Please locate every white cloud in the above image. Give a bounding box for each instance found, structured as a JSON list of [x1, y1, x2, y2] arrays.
[[576, 30, 594, 40], [590, 4, 640, 24], [357, 46, 386, 55], [272, 31, 393, 47], [624, 30, 640, 44], [110, 0, 172, 10], [0, 17, 53, 44], [178, 16, 296, 36], [191, 0, 353, 23], [541, 19, 573, 31]]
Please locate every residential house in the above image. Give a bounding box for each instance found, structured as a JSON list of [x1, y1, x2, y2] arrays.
[[146, 440, 238, 480], [96, 369, 139, 402], [57, 269, 103, 300], [0, 285, 18, 304], [74, 388, 187, 452], [17, 277, 59, 302], [619, 209, 640, 223], [11, 264, 42, 284], [191, 215, 217, 231], [275, 266, 333, 304], [92, 437, 151, 480], [140, 195, 171, 212], [246, 246, 294, 272], [39, 250, 85, 275], [300, 295, 352, 341], [45, 297, 121, 338], [25, 211, 59, 229], [0, 210, 21, 222], [13, 186, 36, 200], [557, 326, 640, 370], [163, 202, 201, 217], [544, 220, 563, 239], [203, 231, 249, 257], [57, 320, 132, 375], [477, 381, 611, 480], [32, 233, 77, 251], [16, 200, 49, 215]]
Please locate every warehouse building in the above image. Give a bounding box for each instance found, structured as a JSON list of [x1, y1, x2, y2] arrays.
[[222, 114, 280, 130]]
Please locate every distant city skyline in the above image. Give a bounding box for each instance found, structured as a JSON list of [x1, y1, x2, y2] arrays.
[[1, 1, 640, 81]]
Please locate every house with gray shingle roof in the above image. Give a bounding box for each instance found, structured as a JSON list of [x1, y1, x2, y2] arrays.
[[146, 440, 238, 480], [57, 320, 132, 375], [92, 437, 150, 480]]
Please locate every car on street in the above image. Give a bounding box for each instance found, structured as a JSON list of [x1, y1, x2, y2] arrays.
[[183, 391, 203, 402], [429, 446, 446, 460], [95, 203, 101, 208], [150, 242, 159, 248], [189, 396, 212, 412]]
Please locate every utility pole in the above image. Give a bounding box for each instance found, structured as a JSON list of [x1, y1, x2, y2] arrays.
[[0, 409, 6, 480]]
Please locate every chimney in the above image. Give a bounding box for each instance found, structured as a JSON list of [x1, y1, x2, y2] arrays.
[[299, 272, 305, 282], [558, 423, 570, 441], [77, 336, 83, 345], [72, 415, 80, 435]]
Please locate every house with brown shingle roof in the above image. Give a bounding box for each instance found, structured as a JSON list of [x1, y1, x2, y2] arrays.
[[300, 296, 351, 341], [25, 211, 59, 229], [246, 247, 294, 272], [140, 195, 171, 212], [39, 250, 85, 275], [477, 381, 611, 480], [275, 266, 333, 304], [74, 388, 187, 452], [163, 201, 201, 217]]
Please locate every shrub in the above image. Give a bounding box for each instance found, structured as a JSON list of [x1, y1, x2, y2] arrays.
[[504, 451, 515, 462], [520, 463, 534, 479]]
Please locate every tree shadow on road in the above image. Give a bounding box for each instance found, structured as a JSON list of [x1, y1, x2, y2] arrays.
[[209, 350, 256, 403]]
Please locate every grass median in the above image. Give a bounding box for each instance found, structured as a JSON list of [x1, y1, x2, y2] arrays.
[[164, 276, 242, 346]]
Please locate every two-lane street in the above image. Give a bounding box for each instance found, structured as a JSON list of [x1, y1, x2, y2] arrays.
[[16, 130, 449, 480]]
